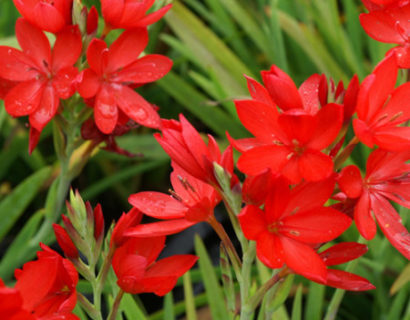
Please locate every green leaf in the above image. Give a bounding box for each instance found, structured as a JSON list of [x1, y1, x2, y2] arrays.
[[165, 1, 252, 95], [304, 281, 325, 320], [194, 235, 230, 320], [291, 284, 303, 320], [183, 272, 198, 320], [158, 72, 248, 138], [121, 294, 148, 320], [269, 274, 295, 312], [390, 263, 410, 295], [387, 286, 410, 320], [0, 166, 52, 242], [0, 210, 44, 279], [163, 292, 175, 320]]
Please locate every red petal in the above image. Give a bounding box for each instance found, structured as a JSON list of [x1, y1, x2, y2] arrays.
[[265, 177, 291, 222], [238, 205, 267, 240], [245, 75, 273, 105], [281, 207, 351, 243], [390, 45, 410, 68], [262, 65, 303, 111], [286, 177, 336, 216], [256, 232, 285, 269], [326, 269, 375, 291], [5, 80, 44, 116], [94, 85, 118, 134], [373, 126, 410, 151], [29, 85, 59, 131], [120, 237, 166, 265], [52, 66, 78, 99], [280, 237, 327, 283], [307, 103, 343, 150], [381, 81, 410, 124], [113, 85, 161, 129], [372, 195, 410, 259], [354, 191, 377, 240], [101, 0, 125, 27], [16, 18, 51, 72], [298, 149, 334, 181], [278, 111, 317, 145], [344, 75, 359, 122], [113, 254, 147, 294], [0, 47, 38, 81], [353, 118, 375, 148], [106, 28, 149, 74], [237, 145, 289, 176], [145, 255, 198, 279], [136, 4, 173, 27], [319, 242, 368, 266], [235, 99, 280, 143], [111, 54, 172, 83], [87, 6, 99, 35], [338, 165, 363, 198], [359, 11, 404, 43], [33, 2, 66, 33], [298, 73, 322, 114], [86, 39, 108, 75], [52, 25, 82, 72], [29, 127, 41, 154], [128, 192, 187, 219], [125, 219, 196, 237], [77, 69, 101, 99]]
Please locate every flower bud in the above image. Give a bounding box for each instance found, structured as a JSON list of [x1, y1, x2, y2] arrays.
[[53, 224, 79, 259]]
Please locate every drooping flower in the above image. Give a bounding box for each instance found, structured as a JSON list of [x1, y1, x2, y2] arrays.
[[360, 4, 410, 67], [101, 0, 172, 30], [154, 114, 235, 186], [0, 19, 82, 152], [315, 242, 375, 291], [112, 236, 197, 296], [238, 177, 351, 282], [126, 163, 220, 237], [13, 0, 73, 33], [77, 28, 172, 134], [353, 55, 410, 150], [13, 244, 79, 318], [338, 149, 410, 259]]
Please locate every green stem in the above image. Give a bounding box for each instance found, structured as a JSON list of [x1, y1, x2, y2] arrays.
[[333, 136, 359, 170], [223, 198, 248, 253], [107, 289, 125, 320], [323, 237, 366, 320], [77, 293, 101, 320], [239, 242, 256, 320]]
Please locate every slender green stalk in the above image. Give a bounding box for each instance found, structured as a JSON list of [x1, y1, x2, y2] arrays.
[[239, 242, 256, 320], [107, 289, 125, 320], [77, 293, 102, 320]]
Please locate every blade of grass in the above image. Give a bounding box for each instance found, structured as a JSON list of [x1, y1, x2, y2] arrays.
[[183, 272, 198, 320]]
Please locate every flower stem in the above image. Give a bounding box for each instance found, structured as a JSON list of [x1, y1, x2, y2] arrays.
[[107, 289, 125, 320], [334, 136, 359, 170], [77, 293, 102, 320]]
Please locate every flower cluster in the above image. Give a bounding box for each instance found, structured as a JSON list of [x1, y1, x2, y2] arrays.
[[0, 0, 172, 153]]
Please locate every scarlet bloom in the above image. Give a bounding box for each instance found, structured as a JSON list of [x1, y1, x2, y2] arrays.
[[155, 114, 235, 186], [126, 163, 220, 237], [338, 149, 410, 259], [101, 0, 172, 30], [0, 19, 82, 152], [316, 242, 375, 291], [53, 224, 79, 259], [234, 68, 343, 183], [13, 0, 73, 33], [112, 236, 197, 296], [77, 28, 172, 134], [12, 244, 79, 318], [362, 0, 409, 10], [0, 279, 36, 320], [238, 177, 351, 282], [360, 4, 410, 67], [111, 207, 142, 247], [353, 55, 410, 151]]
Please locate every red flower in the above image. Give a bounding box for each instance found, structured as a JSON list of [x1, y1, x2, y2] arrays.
[[155, 114, 235, 186], [338, 149, 410, 259], [316, 242, 375, 291], [77, 28, 172, 134], [360, 4, 410, 67], [0, 19, 82, 152], [238, 177, 351, 282], [111, 207, 142, 247], [101, 0, 172, 30], [53, 224, 79, 259], [13, 0, 73, 33], [13, 244, 78, 318], [353, 55, 410, 150], [0, 279, 36, 320], [126, 163, 220, 237], [112, 236, 197, 296]]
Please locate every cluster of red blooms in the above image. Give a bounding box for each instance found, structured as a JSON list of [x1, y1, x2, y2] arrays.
[[0, 0, 173, 153], [1, 0, 410, 317]]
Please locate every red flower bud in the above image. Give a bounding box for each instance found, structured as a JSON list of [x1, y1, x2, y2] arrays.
[[53, 224, 79, 259]]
